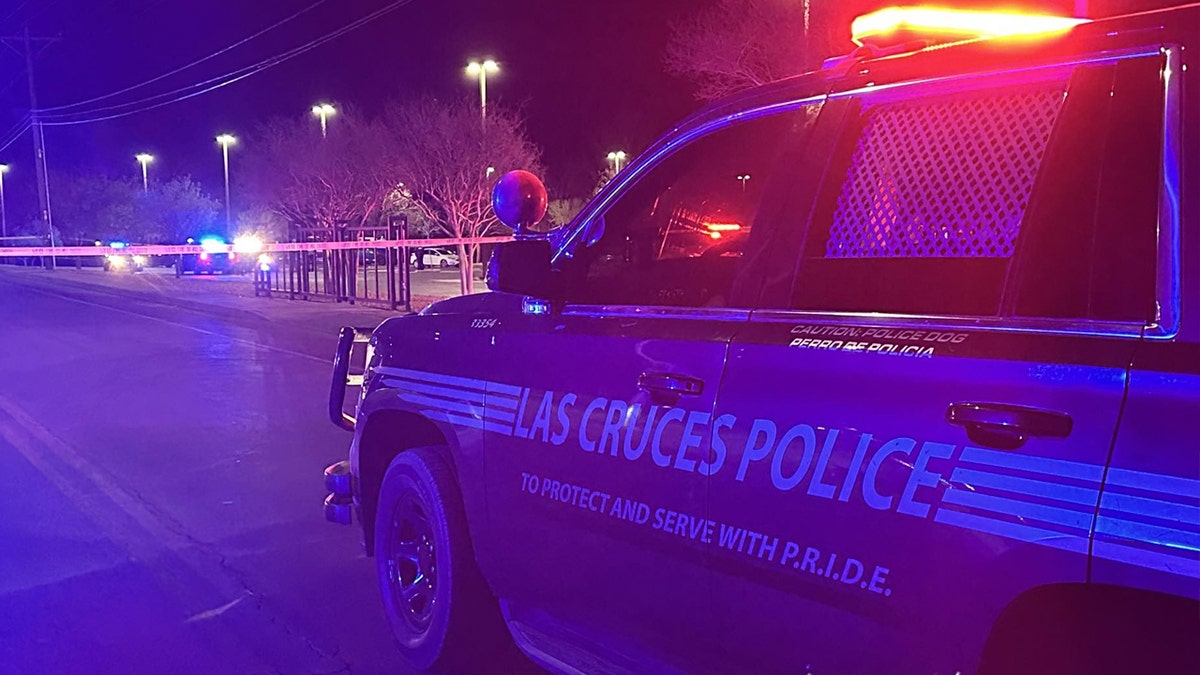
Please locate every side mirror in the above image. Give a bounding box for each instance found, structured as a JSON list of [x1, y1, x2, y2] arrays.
[[486, 239, 556, 298], [492, 170, 549, 234]]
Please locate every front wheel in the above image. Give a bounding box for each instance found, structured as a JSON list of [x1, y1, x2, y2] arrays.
[[375, 447, 509, 672]]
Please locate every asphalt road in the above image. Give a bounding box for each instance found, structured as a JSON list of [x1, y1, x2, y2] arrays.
[[0, 267, 533, 675]]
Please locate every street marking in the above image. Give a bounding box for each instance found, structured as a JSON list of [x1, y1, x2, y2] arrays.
[[0, 394, 199, 559], [0, 387, 349, 671], [186, 593, 251, 623]]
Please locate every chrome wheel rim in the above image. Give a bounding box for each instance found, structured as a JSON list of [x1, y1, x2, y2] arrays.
[[386, 489, 437, 633]]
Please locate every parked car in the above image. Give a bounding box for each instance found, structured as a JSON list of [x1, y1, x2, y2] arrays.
[[325, 5, 1200, 675], [410, 247, 460, 268]]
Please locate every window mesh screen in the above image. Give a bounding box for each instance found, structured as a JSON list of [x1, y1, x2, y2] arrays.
[[826, 86, 1066, 259]]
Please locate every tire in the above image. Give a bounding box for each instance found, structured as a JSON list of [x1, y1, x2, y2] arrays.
[[374, 447, 508, 673], [439, 259, 449, 268]]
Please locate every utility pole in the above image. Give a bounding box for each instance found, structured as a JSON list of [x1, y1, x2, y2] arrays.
[[2, 29, 59, 267]]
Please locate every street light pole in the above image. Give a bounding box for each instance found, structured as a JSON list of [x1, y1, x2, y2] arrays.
[[216, 134, 237, 230], [135, 153, 153, 192], [311, 103, 336, 138], [466, 60, 499, 124], [0, 164, 8, 238], [607, 150, 627, 173]]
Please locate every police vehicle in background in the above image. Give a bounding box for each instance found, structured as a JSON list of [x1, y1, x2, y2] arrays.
[[101, 242, 147, 273], [174, 236, 237, 276], [324, 5, 1200, 674]]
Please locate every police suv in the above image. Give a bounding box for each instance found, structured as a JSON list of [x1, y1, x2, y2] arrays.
[[324, 5, 1200, 674]]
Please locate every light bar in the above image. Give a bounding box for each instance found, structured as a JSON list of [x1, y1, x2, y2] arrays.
[[704, 223, 742, 232], [851, 7, 1089, 47]]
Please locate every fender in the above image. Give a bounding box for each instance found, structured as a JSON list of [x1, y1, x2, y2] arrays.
[[978, 583, 1200, 675], [352, 387, 489, 556]]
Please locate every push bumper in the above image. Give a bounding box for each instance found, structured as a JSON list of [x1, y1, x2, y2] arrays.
[[324, 460, 353, 525]]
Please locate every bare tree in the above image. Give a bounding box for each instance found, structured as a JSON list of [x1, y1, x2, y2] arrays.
[[242, 108, 390, 236], [663, 0, 886, 101], [379, 97, 541, 295], [665, 0, 811, 101]]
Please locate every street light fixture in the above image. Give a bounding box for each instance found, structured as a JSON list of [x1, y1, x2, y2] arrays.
[[607, 150, 627, 173], [0, 164, 8, 238], [216, 134, 237, 229], [737, 173, 751, 192], [135, 153, 154, 192], [311, 103, 336, 138], [466, 59, 499, 124]]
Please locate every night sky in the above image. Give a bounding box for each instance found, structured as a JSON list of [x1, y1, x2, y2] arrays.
[[0, 0, 1179, 225], [0, 0, 706, 219]]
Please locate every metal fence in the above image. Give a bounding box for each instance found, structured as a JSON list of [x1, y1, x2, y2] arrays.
[[253, 216, 413, 311]]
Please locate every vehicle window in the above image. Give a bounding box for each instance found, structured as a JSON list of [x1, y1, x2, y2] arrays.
[[793, 55, 1164, 322], [563, 105, 819, 308], [1010, 56, 1163, 323]]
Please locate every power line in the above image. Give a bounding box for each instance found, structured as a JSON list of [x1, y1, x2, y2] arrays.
[[0, 115, 31, 152], [0, 1, 30, 28], [38, 0, 329, 113], [38, 0, 411, 126]]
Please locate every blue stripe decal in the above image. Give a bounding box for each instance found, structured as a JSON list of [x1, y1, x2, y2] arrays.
[[398, 393, 517, 424], [421, 410, 514, 436], [399, 392, 481, 417], [377, 366, 525, 399], [959, 447, 1103, 482], [417, 409, 482, 431], [488, 382, 523, 397], [1106, 467, 1200, 499], [487, 393, 520, 410], [482, 420, 516, 436], [1093, 540, 1200, 579], [382, 379, 487, 405], [1096, 516, 1200, 553], [377, 366, 489, 392], [942, 489, 1093, 531], [934, 508, 1089, 554], [1100, 492, 1200, 526], [949, 468, 1099, 507]]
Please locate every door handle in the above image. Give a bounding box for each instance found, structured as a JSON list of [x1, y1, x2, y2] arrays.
[[638, 372, 704, 399], [947, 402, 1073, 450]]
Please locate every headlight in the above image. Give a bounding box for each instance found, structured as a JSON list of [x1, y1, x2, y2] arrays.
[[234, 235, 264, 254], [132, 255, 147, 265], [107, 256, 126, 268], [257, 253, 274, 271]]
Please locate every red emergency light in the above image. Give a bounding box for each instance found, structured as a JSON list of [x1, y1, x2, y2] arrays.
[[851, 6, 1090, 47], [704, 223, 742, 232]]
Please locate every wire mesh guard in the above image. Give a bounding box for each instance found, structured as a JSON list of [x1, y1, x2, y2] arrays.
[[826, 86, 1066, 259]]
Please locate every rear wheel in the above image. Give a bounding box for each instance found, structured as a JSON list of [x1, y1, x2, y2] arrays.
[[374, 447, 509, 672]]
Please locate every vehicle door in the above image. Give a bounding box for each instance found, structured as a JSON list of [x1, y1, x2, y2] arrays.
[[1092, 42, 1199, 622], [707, 51, 1168, 674], [479, 102, 822, 673]]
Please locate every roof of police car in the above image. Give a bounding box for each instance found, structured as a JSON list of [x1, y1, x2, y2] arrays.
[[671, 2, 1197, 135]]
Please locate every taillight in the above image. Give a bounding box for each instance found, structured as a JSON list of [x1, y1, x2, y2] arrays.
[[200, 252, 209, 261], [229, 252, 237, 261]]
